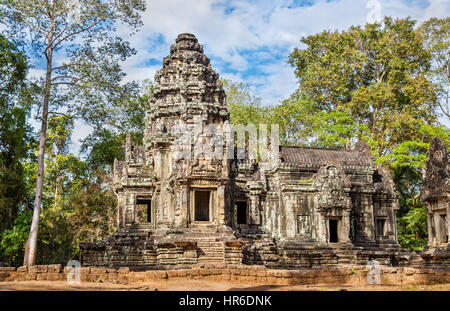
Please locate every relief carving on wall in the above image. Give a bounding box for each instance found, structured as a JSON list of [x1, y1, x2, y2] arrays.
[[312, 165, 351, 212], [421, 137, 450, 202]]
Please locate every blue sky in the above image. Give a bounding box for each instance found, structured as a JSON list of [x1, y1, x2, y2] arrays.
[[118, 0, 449, 104], [23, 0, 450, 154]]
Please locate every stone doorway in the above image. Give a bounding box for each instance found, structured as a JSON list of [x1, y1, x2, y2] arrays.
[[136, 199, 151, 223], [328, 219, 339, 243], [195, 191, 210, 221], [235, 201, 247, 225]]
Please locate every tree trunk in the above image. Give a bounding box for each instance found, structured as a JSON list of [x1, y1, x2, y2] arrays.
[[23, 45, 53, 266]]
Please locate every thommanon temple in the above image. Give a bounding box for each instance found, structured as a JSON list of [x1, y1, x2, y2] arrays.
[[80, 33, 449, 270]]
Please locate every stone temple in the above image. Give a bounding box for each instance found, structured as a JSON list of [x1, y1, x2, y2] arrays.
[[81, 33, 412, 270], [420, 137, 449, 265]]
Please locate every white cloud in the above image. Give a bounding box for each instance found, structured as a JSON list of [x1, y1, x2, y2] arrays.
[[127, 0, 447, 95], [15, 0, 449, 154], [423, 0, 450, 20], [221, 72, 245, 83], [256, 62, 297, 106], [27, 68, 46, 80], [71, 121, 93, 157]]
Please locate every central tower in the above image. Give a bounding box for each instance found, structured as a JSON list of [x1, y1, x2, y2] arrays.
[[115, 33, 231, 231]]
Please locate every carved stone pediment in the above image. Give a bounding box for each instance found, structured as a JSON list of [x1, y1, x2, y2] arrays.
[[191, 158, 223, 176], [312, 164, 351, 211]]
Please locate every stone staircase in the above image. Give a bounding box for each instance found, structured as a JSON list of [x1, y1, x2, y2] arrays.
[[171, 227, 240, 266], [196, 238, 225, 264], [409, 253, 424, 267], [110, 224, 152, 241], [92, 225, 246, 268]]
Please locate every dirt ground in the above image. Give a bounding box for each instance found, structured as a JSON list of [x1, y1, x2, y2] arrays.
[[0, 280, 449, 291]]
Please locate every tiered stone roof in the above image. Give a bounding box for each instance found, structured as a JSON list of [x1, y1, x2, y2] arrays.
[[280, 146, 373, 167], [148, 33, 227, 122]]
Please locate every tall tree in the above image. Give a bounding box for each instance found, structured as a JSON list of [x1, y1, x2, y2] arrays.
[[418, 17, 450, 120], [0, 0, 145, 265], [222, 79, 271, 126], [271, 91, 364, 148], [287, 17, 449, 250], [1, 114, 118, 266], [0, 34, 34, 238], [288, 17, 441, 155], [80, 80, 151, 172]]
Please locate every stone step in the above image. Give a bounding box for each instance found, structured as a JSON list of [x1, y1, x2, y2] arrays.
[[197, 245, 224, 252], [197, 250, 224, 256], [198, 247, 224, 251], [196, 242, 223, 247], [198, 248, 224, 253], [199, 254, 224, 257], [198, 247, 224, 252], [197, 258, 225, 263]]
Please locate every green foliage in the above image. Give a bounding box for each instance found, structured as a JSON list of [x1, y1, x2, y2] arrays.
[[81, 129, 126, 171], [0, 34, 27, 98], [81, 81, 150, 171], [0, 210, 32, 266], [288, 17, 439, 156], [418, 17, 450, 119], [223, 79, 272, 126], [397, 205, 428, 251], [271, 93, 367, 148], [1, 0, 146, 265], [0, 34, 35, 244], [285, 17, 449, 251], [3, 114, 118, 265], [39, 153, 116, 263], [46, 115, 74, 156], [34, 116, 117, 264], [0, 0, 147, 127]]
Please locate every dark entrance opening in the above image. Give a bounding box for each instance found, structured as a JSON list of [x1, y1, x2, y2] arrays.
[[136, 199, 151, 223], [440, 214, 448, 243], [376, 219, 385, 238], [195, 191, 210, 221], [329, 219, 338, 243], [235, 201, 247, 225], [349, 210, 356, 241]]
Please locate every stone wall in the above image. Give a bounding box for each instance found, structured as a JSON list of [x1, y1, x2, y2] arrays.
[[81, 240, 199, 271], [81, 235, 450, 271], [0, 265, 448, 286]]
